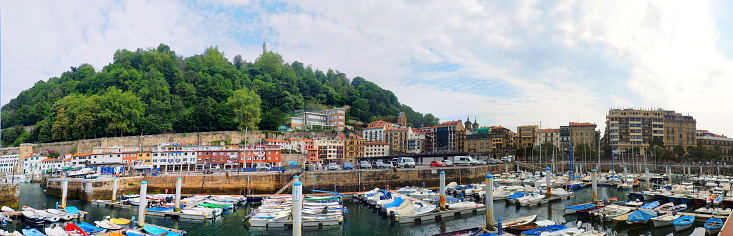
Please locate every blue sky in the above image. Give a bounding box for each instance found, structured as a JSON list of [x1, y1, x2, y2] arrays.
[[3, 0, 733, 136]]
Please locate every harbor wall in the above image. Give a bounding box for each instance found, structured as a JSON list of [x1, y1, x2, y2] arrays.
[[43, 164, 514, 201], [0, 183, 20, 208]]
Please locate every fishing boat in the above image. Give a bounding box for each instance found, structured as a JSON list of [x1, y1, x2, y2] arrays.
[[673, 215, 695, 232], [708, 194, 722, 205], [21, 228, 46, 236], [626, 209, 657, 228], [712, 208, 732, 216], [142, 225, 182, 236], [705, 218, 723, 235], [563, 203, 595, 215], [521, 225, 567, 235], [651, 214, 680, 228], [95, 220, 122, 230], [65, 223, 88, 236]]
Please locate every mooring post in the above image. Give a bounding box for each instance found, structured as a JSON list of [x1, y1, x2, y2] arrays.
[[700, 166, 703, 176], [61, 179, 68, 208], [645, 168, 650, 190], [505, 163, 508, 174], [718, 166, 720, 176], [668, 167, 672, 184], [293, 176, 303, 236], [439, 171, 446, 210], [175, 177, 182, 212], [112, 177, 118, 202], [485, 173, 494, 231], [546, 167, 551, 196], [138, 181, 148, 226], [592, 169, 597, 204]]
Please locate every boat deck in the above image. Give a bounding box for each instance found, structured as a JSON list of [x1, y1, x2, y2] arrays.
[[1, 211, 21, 218]]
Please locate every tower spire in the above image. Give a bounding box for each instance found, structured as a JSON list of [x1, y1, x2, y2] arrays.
[[263, 42, 267, 54]]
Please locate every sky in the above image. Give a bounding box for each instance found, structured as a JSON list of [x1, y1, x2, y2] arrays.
[[3, 0, 733, 136]]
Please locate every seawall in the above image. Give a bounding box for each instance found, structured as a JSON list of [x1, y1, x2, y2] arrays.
[[0, 183, 20, 209], [44, 164, 515, 201]]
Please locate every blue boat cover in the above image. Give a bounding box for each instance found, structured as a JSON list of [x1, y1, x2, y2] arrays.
[[146, 206, 174, 211], [673, 216, 695, 225], [705, 218, 723, 229], [507, 192, 526, 200], [379, 191, 392, 200], [454, 185, 465, 190], [65, 206, 80, 214], [641, 201, 660, 209], [523, 225, 567, 235], [78, 222, 103, 232], [627, 209, 657, 222], [384, 197, 404, 208], [464, 185, 474, 190], [566, 204, 595, 210], [143, 225, 182, 236]]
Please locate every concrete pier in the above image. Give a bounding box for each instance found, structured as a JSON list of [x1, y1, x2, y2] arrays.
[[485, 173, 494, 231], [112, 177, 118, 201], [138, 181, 148, 227], [0, 183, 19, 209], [591, 169, 597, 203], [292, 176, 303, 236], [175, 177, 181, 212]]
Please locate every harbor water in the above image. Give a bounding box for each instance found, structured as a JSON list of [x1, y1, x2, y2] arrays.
[[1, 183, 712, 235]]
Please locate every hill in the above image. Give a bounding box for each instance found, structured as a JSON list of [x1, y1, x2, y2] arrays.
[[1, 44, 439, 146]]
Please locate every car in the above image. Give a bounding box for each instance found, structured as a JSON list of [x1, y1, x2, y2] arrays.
[[375, 161, 392, 168], [476, 160, 487, 165], [343, 162, 354, 170], [443, 160, 454, 167], [328, 163, 339, 170], [453, 156, 479, 166], [256, 163, 272, 171], [430, 160, 447, 167], [358, 161, 372, 169], [392, 157, 416, 168]]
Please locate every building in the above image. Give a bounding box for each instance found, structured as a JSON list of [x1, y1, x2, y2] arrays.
[[536, 128, 561, 148], [365, 141, 390, 157], [290, 139, 314, 154], [384, 128, 410, 154], [238, 145, 282, 168], [22, 153, 44, 174], [397, 112, 407, 128], [342, 133, 365, 163], [569, 122, 598, 149], [262, 139, 292, 150], [408, 129, 425, 154], [696, 130, 733, 161], [465, 127, 493, 155], [0, 154, 19, 173], [289, 107, 348, 131], [664, 110, 697, 149], [516, 125, 538, 149], [362, 120, 400, 142], [314, 138, 344, 163], [433, 120, 465, 153], [604, 108, 665, 153], [489, 126, 515, 159]]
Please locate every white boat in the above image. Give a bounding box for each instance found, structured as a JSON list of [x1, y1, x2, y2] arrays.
[[518, 193, 545, 207], [34, 210, 60, 223], [712, 208, 732, 216], [447, 201, 484, 210], [179, 209, 211, 219], [95, 220, 122, 230], [618, 183, 633, 189], [651, 214, 680, 227], [0, 229, 23, 236], [44, 226, 69, 236], [496, 215, 537, 228], [66, 168, 91, 177], [1, 206, 14, 212], [695, 207, 714, 214], [46, 209, 74, 221]]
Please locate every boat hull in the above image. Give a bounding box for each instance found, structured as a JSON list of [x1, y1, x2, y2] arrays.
[[674, 222, 693, 232], [652, 219, 674, 228]]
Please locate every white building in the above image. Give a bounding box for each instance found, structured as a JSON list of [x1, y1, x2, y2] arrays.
[[0, 154, 19, 173], [408, 131, 425, 154], [262, 139, 292, 150], [365, 141, 390, 157], [89, 153, 123, 165], [22, 153, 44, 174], [289, 107, 348, 131]]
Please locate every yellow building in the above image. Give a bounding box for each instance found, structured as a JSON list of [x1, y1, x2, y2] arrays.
[[384, 128, 409, 154], [342, 133, 365, 163], [516, 125, 538, 148]]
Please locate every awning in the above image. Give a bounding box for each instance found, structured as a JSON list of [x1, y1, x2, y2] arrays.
[[61, 166, 72, 170]]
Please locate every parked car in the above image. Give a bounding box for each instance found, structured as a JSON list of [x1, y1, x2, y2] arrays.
[[443, 160, 454, 167], [453, 156, 479, 166], [375, 161, 392, 168], [359, 161, 372, 169], [392, 157, 416, 168], [430, 160, 447, 167], [256, 163, 272, 171], [476, 160, 487, 165], [343, 162, 354, 170], [328, 163, 339, 170]]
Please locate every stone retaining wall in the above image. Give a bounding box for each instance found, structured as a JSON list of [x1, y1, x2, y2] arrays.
[[0, 183, 20, 208]]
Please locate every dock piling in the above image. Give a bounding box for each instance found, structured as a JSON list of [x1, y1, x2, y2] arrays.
[[440, 171, 446, 210], [645, 168, 650, 190], [591, 169, 597, 204], [61, 179, 68, 208], [668, 167, 672, 184], [139, 181, 148, 226], [175, 177, 181, 212], [112, 177, 118, 201], [485, 173, 494, 231], [293, 176, 303, 236]]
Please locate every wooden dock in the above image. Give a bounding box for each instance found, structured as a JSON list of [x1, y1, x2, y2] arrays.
[[247, 218, 343, 228], [394, 207, 487, 224], [92, 200, 132, 209], [720, 210, 733, 236], [97, 224, 186, 236]]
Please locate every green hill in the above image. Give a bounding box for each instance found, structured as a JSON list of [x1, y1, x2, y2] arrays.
[[1, 44, 439, 146]]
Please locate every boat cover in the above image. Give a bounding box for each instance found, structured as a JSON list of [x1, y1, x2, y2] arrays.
[[379, 191, 392, 200], [565, 204, 595, 210], [146, 207, 174, 211], [65, 206, 80, 214], [143, 225, 182, 236], [641, 201, 660, 209], [627, 209, 657, 222], [522, 225, 567, 235], [384, 197, 404, 208], [507, 192, 526, 200]]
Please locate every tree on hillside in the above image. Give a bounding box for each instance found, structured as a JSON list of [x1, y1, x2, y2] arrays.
[[423, 113, 440, 127], [227, 88, 262, 131]]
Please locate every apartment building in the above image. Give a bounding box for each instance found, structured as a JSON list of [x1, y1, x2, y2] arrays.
[[465, 127, 492, 155], [570, 122, 599, 149], [314, 138, 344, 163], [385, 128, 410, 154], [696, 130, 733, 161], [604, 108, 665, 153], [362, 120, 400, 142], [536, 128, 561, 148], [342, 133, 365, 162], [433, 120, 465, 153], [664, 110, 697, 149], [0, 154, 19, 173], [365, 141, 390, 157], [289, 107, 348, 131], [408, 130, 425, 154], [516, 125, 538, 148], [490, 126, 515, 158]]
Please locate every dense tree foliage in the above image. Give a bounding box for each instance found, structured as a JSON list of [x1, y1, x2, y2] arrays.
[[1, 44, 435, 146]]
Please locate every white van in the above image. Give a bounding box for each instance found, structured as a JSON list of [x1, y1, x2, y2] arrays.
[[453, 156, 478, 166], [392, 157, 416, 168]]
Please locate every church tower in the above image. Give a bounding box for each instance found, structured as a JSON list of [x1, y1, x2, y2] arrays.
[[263, 42, 267, 54], [464, 115, 472, 131], [397, 112, 407, 128], [472, 117, 479, 131]]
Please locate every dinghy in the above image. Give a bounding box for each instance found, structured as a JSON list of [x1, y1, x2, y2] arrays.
[[43, 226, 68, 236], [142, 225, 181, 236], [64, 223, 88, 236], [95, 220, 122, 230], [673, 215, 694, 232], [705, 218, 723, 236], [563, 204, 595, 215], [21, 228, 46, 236], [651, 214, 680, 228], [1, 206, 14, 212], [626, 209, 657, 228], [521, 225, 566, 235]]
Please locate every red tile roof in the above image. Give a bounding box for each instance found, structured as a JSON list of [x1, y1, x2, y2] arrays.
[[62, 158, 72, 162], [41, 158, 54, 162], [264, 139, 291, 143], [366, 141, 389, 145]]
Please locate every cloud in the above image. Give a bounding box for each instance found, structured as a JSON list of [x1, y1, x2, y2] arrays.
[[4, 0, 733, 137]]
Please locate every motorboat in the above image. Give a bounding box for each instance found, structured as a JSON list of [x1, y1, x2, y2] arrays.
[[44, 226, 69, 236], [602, 206, 632, 222], [21, 210, 45, 225], [446, 201, 484, 210], [21, 228, 46, 236], [1, 206, 15, 212], [518, 193, 545, 207], [64, 223, 87, 236], [626, 209, 657, 228], [653, 202, 674, 212], [95, 220, 122, 230], [673, 215, 695, 232], [712, 208, 732, 216], [695, 206, 714, 214], [626, 199, 643, 207], [563, 203, 595, 215], [66, 168, 91, 177], [504, 220, 554, 235], [34, 209, 60, 223], [705, 218, 723, 236], [47, 209, 74, 221], [651, 214, 680, 227], [145, 206, 175, 216], [521, 225, 567, 235], [142, 224, 181, 236]]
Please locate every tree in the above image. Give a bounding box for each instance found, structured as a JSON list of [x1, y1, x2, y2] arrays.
[[423, 113, 440, 127], [536, 142, 559, 157], [95, 87, 145, 136], [651, 137, 664, 147], [602, 145, 613, 159], [226, 88, 262, 131], [259, 108, 285, 131], [673, 145, 686, 158]]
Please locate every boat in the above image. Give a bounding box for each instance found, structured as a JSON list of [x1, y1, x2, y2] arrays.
[[65, 223, 88, 236], [123, 230, 145, 236], [626, 209, 657, 228], [518, 193, 545, 207], [21, 228, 46, 236], [651, 214, 680, 227], [145, 206, 175, 216], [626, 199, 643, 207], [673, 215, 695, 232], [670, 204, 687, 212], [653, 202, 674, 212], [65, 207, 83, 218], [563, 203, 595, 215], [695, 206, 714, 214], [521, 225, 567, 235], [1, 206, 14, 212], [0, 230, 23, 236], [34, 209, 60, 222], [46, 209, 74, 221], [44, 226, 67, 236], [708, 194, 722, 205], [142, 225, 182, 236], [712, 208, 732, 216], [705, 218, 723, 235], [504, 220, 554, 235], [21, 210, 46, 225], [95, 220, 122, 230], [431, 227, 483, 236], [496, 214, 537, 229], [108, 218, 131, 225], [640, 201, 660, 210], [446, 201, 484, 210], [77, 222, 104, 234]]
